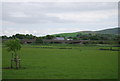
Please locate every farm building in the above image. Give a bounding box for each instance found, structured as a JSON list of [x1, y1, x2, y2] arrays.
[[2, 38, 90, 44], [53, 37, 65, 40], [20, 39, 36, 44]]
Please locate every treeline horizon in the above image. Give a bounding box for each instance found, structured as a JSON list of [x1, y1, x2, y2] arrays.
[[1, 33, 120, 41]]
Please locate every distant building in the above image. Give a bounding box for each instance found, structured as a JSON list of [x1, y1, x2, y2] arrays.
[[67, 38, 73, 40], [53, 37, 65, 40], [2, 37, 90, 44], [20, 39, 36, 44]]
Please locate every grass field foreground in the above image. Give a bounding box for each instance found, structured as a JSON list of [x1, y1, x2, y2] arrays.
[[2, 44, 118, 79]]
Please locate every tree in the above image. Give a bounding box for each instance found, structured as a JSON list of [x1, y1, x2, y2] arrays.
[[56, 35, 61, 37], [35, 37, 43, 44], [5, 38, 21, 69], [45, 35, 55, 39], [11, 34, 36, 39], [2, 35, 8, 39], [12, 34, 25, 39]]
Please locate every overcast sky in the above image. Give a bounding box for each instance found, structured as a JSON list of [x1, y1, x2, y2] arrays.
[[1, 2, 118, 36]]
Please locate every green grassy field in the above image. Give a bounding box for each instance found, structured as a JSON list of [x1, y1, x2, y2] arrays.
[[2, 44, 118, 79]]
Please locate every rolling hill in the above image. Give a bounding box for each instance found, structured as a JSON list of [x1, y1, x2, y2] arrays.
[[54, 27, 119, 37], [95, 27, 119, 35]]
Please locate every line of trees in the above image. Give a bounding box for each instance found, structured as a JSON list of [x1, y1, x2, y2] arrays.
[[1, 34, 56, 39], [1, 33, 120, 44], [2, 34, 36, 39], [1, 33, 120, 40]]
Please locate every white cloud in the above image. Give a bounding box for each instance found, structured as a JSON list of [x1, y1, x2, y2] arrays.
[[9, 12, 29, 18], [46, 9, 117, 22], [2, 29, 31, 36]]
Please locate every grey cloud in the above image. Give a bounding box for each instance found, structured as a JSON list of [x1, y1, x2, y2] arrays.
[[3, 2, 117, 12], [2, 2, 117, 24]]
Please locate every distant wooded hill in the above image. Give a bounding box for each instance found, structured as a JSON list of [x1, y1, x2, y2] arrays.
[[54, 27, 119, 37], [1, 27, 120, 44], [95, 27, 119, 35]]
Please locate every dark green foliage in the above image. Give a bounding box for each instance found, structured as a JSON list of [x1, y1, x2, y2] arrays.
[[35, 37, 43, 44], [56, 35, 61, 37], [45, 35, 55, 39], [2, 35, 9, 39], [11, 34, 36, 39]]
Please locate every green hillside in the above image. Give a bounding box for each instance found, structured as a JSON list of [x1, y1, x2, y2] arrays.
[[95, 27, 119, 35], [54, 27, 119, 37], [54, 32, 80, 37]]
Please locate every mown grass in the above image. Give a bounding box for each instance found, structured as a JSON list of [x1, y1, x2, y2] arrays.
[[2, 44, 118, 79]]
